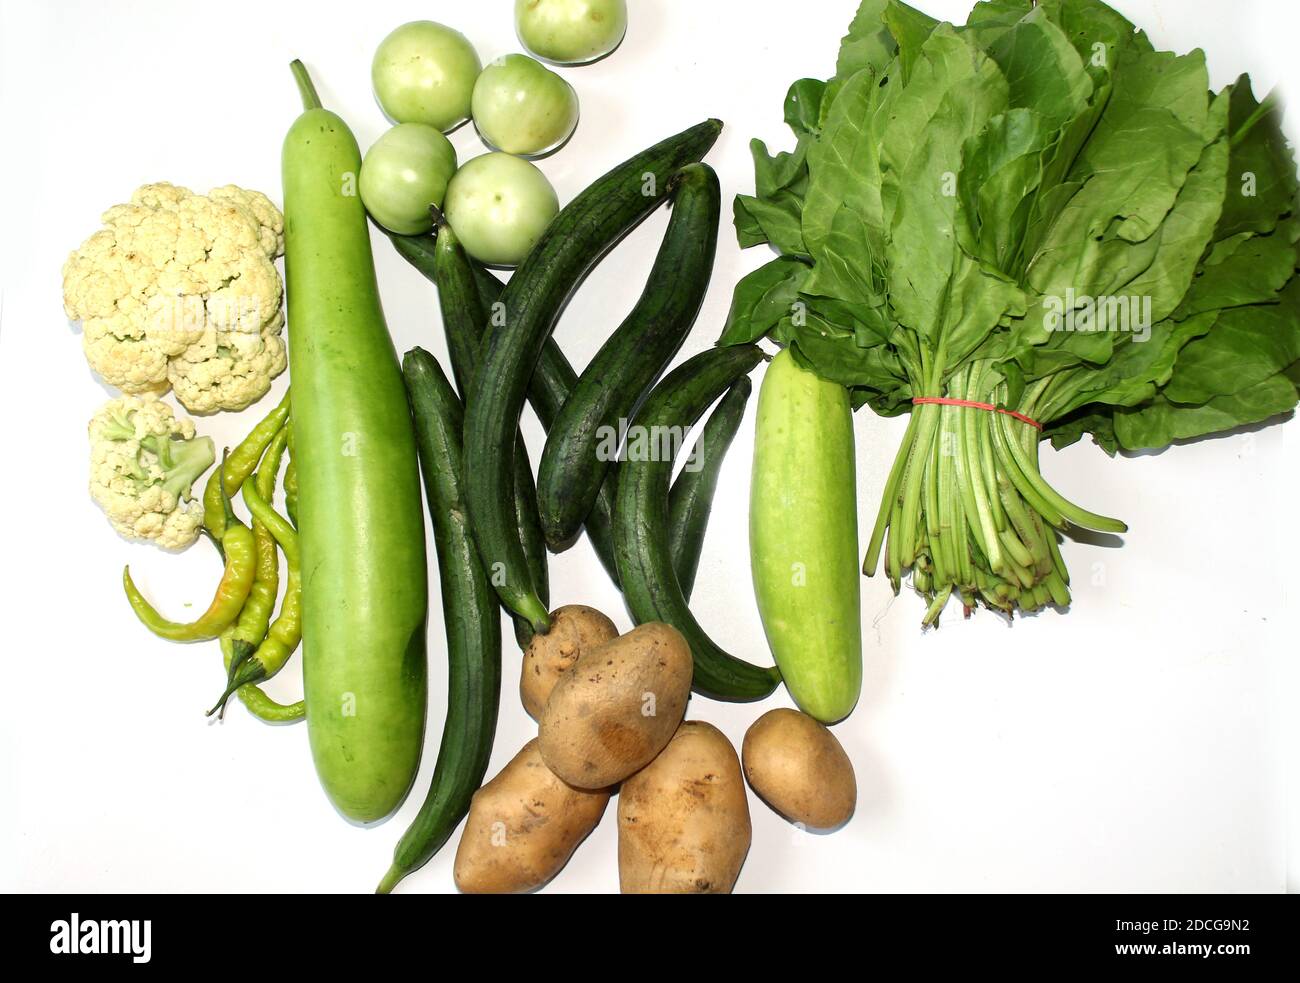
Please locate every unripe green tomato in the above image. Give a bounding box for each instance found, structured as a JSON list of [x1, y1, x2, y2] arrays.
[[372, 21, 482, 131], [359, 123, 458, 235], [472, 54, 579, 157], [443, 153, 559, 267], [515, 0, 628, 65]]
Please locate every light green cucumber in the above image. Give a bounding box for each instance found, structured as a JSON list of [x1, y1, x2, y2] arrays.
[[282, 61, 427, 823], [750, 348, 861, 722]]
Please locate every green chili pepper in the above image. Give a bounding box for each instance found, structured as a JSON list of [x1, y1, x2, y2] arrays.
[[124, 453, 256, 642], [207, 467, 303, 718], [219, 636, 305, 722], [214, 425, 305, 723], [223, 427, 289, 685], [201, 389, 291, 544], [283, 459, 298, 529]]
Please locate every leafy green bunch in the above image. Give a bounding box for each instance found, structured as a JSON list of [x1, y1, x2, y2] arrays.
[[722, 0, 1300, 622]]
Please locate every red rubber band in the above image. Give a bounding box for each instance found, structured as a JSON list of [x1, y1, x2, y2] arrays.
[[911, 397, 1043, 431]]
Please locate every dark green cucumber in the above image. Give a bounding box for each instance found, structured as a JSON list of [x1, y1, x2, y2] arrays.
[[382, 348, 502, 894], [668, 376, 752, 599], [427, 225, 489, 400], [389, 230, 724, 598], [469, 261, 505, 315], [519, 330, 623, 586], [537, 163, 721, 551], [392, 228, 735, 604], [614, 346, 779, 701], [464, 120, 724, 633], [432, 225, 548, 648], [509, 454, 548, 647], [388, 230, 621, 585]]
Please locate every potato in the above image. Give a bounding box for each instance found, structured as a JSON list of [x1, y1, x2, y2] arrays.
[[618, 721, 751, 894], [453, 739, 610, 894], [519, 604, 618, 719], [741, 708, 856, 829], [538, 622, 692, 789]]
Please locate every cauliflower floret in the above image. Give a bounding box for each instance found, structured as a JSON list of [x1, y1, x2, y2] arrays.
[[63, 182, 287, 412], [209, 185, 285, 257], [168, 311, 288, 414], [89, 394, 216, 550]]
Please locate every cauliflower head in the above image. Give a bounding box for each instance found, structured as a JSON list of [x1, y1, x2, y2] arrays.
[[63, 182, 286, 413], [89, 394, 216, 550]]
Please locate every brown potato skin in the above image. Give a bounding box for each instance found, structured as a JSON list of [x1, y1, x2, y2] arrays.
[[741, 708, 856, 829], [453, 739, 610, 894], [538, 622, 692, 789], [520, 605, 619, 720], [618, 721, 751, 894]]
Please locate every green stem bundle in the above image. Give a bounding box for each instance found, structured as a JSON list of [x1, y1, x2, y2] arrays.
[[864, 361, 1126, 624]]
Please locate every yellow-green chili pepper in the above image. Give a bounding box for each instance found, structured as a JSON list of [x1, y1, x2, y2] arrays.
[[220, 636, 304, 722], [223, 427, 288, 684], [124, 454, 256, 642], [215, 425, 305, 723], [202, 389, 291, 544], [208, 466, 303, 718], [283, 457, 299, 528]]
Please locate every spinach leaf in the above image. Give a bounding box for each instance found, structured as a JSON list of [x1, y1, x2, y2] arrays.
[[724, 0, 1300, 618], [719, 256, 810, 346]]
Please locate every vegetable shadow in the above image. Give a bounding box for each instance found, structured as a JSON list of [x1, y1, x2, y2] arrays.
[[1060, 526, 1124, 551]]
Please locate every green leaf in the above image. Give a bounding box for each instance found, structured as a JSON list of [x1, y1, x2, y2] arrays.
[[805, 294, 894, 348], [1026, 45, 1211, 300], [1163, 278, 1300, 404], [1217, 78, 1299, 239], [958, 108, 1058, 273], [734, 191, 807, 257], [729, 0, 1300, 467], [1036, 0, 1153, 86], [789, 310, 910, 399], [751, 135, 810, 199], [882, 0, 941, 84], [986, 5, 1092, 126], [1046, 409, 1119, 453], [1175, 221, 1299, 318], [836, 0, 896, 80], [783, 79, 827, 137], [733, 195, 768, 249], [1122, 90, 1231, 320], [1019, 99, 1106, 270], [801, 66, 893, 305], [719, 257, 810, 346], [1114, 374, 1298, 448], [1046, 311, 1218, 419], [878, 26, 1017, 354], [963, 0, 1036, 47]]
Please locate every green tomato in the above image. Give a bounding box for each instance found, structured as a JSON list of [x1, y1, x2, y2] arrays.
[[443, 153, 559, 267], [515, 0, 627, 65], [471, 54, 579, 157], [359, 124, 458, 235], [372, 21, 482, 131]]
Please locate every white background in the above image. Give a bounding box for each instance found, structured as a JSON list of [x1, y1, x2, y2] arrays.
[[1, 0, 1297, 894]]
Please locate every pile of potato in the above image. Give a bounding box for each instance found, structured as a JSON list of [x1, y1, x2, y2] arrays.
[[453, 605, 857, 894]]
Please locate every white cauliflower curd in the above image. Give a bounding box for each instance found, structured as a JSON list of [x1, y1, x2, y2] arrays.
[[63, 182, 287, 413]]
